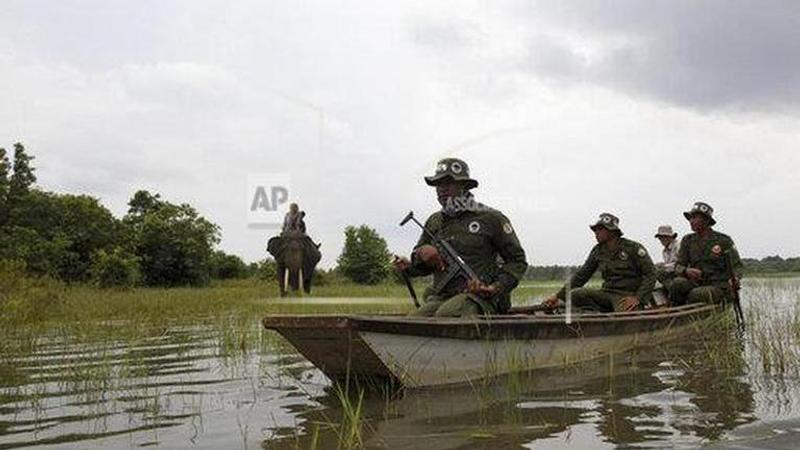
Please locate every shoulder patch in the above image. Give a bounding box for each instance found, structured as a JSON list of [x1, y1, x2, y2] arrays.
[[502, 222, 514, 234], [637, 247, 647, 257], [712, 244, 722, 255], [468, 221, 481, 233], [620, 251, 629, 260]]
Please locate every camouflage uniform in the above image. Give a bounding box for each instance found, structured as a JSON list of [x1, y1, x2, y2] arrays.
[[556, 214, 656, 312], [670, 202, 742, 305], [404, 158, 528, 317]]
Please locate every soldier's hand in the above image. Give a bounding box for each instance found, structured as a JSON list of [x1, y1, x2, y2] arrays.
[[415, 245, 445, 271], [391, 255, 410, 272], [619, 296, 640, 312], [685, 268, 703, 281], [729, 277, 741, 291], [467, 279, 500, 298], [542, 294, 560, 309]]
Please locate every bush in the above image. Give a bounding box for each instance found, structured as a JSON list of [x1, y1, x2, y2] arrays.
[[89, 248, 141, 288], [210, 251, 248, 279], [0, 226, 72, 277], [312, 267, 342, 286], [336, 225, 391, 285], [0, 259, 64, 324], [256, 258, 278, 281], [4, 190, 123, 281]]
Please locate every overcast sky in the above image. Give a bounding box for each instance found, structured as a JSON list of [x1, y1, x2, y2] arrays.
[[1, 0, 799, 267]]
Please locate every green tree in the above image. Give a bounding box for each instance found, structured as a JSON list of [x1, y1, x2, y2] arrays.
[[89, 247, 141, 288], [124, 190, 220, 287], [336, 225, 391, 284], [9, 142, 36, 202], [209, 250, 248, 279], [255, 258, 278, 281], [4, 190, 123, 281], [0, 226, 71, 277], [127, 190, 164, 217], [0, 147, 9, 226]]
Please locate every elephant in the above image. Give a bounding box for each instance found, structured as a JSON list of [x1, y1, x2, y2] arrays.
[[267, 231, 321, 296]]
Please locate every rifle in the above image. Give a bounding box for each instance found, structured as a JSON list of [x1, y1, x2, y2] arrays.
[[394, 257, 419, 308], [399, 211, 480, 297], [724, 250, 745, 329]]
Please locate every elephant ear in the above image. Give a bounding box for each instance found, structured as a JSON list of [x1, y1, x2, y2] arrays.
[[267, 236, 284, 258], [302, 236, 322, 268]]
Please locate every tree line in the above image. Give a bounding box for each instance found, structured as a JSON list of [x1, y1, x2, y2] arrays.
[[0, 143, 253, 287], [2, 142, 797, 288]]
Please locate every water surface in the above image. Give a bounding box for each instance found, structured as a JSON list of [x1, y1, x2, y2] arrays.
[[2, 279, 799, 449]]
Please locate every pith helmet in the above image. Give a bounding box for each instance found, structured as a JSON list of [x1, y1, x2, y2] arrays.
[[655, 225, 678, 238], [424, 158, 479, 190], [683, 201, 717, 226], [590, 212, 623, 235]]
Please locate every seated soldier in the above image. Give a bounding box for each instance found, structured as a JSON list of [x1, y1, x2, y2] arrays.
[[669, 202, 742, 305], [543, 213, 656, 313], [392, 158, 528, 317], [653, 225, 680, 305]]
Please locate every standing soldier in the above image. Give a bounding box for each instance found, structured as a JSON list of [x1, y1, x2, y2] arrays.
[[669, 202, 742, 305], [542, 213, 656, 312], [392, 158, 528, 317]]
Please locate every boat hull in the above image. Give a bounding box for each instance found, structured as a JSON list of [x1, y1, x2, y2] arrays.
[[262, 303, 720, 388]]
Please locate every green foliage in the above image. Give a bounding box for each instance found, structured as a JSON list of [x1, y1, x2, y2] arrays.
[[89, 248, 141, 288], [0, 226, 72, 277], [255, 258, 278, 281], [0, 147, 9, 226], [742, 255, 800, 274], [9, 142, 36, 201], [210, 250, 249, 279], [125, 190, 220, 287], [311, 267, 346, 286], [3, 190, 122, 281], [0, 259, 64, 324], [336, 225, 391, 285], [0, 143, 240, 289]]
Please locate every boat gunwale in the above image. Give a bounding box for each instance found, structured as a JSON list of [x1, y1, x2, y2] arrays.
[[262, 303, 719, 331]]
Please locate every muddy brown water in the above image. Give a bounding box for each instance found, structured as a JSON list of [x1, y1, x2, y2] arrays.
[[1, 279, 799, 449]]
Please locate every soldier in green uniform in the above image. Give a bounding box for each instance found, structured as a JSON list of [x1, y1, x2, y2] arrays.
[[669, 202, 742, 305], [392, 158, 528, 317], [542, 213, 656, 312]]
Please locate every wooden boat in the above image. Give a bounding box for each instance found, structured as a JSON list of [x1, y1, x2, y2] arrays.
[[262, 303, 720, 388]]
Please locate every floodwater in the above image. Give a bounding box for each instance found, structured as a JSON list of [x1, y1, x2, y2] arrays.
[[2, 278, 800, 449]]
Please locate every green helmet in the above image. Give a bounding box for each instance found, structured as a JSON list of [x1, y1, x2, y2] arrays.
[[590, 212, 624, 235], [424, 158, 479, 189], [683, 201, 717, 226]]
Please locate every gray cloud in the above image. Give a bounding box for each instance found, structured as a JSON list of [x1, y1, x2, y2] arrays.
[[3, 1, 800, 267], [518, 0, 800, 112]]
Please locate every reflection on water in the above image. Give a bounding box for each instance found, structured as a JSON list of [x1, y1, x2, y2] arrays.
[[1, 278, 799, 449]]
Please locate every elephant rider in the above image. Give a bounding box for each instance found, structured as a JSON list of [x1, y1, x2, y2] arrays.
[[542, 213, 657, 313], [283, 203, 306, 234], [668, 202, 742, 305], [392, 158, 528, 317]]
